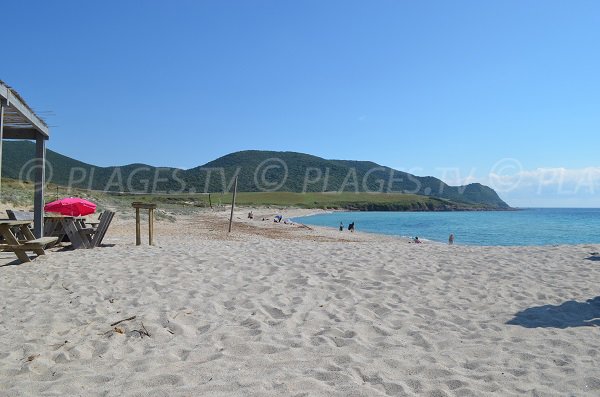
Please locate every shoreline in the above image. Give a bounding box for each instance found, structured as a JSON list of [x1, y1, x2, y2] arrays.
[[290, 208, 600, 248]]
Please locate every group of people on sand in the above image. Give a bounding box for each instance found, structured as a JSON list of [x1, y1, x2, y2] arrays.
[[248, 212, 293, 224], [339, 221, 355, 232], [336, 220, 455, 244], [336, 220, 456, 244], [273, 215, 292, 224], [250, 212, 455, 243]]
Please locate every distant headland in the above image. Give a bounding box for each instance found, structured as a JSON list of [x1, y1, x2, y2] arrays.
[[3, 141, 510, 211]]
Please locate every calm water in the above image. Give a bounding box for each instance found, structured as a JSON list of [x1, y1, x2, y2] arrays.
[[293, 208, 600, 246]]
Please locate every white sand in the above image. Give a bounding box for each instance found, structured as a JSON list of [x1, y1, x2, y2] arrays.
[[1, 208, 600, 396]]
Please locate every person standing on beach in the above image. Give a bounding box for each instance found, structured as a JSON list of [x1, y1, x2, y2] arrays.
[[339, 222, 344, 231], [449, 234, 454, 245], [348, 222, 355, 232]]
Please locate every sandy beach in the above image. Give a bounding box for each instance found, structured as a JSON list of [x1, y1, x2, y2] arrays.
[[1, 208, 599, 396]]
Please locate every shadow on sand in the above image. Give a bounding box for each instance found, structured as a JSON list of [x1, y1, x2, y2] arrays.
[[507, 297, 600, 328], [0, 258, 27, 267]]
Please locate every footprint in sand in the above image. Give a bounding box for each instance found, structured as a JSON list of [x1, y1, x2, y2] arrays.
[[262, 305, 288, 319], [143, 374, 184, 387], [240, 317, 261, 330]]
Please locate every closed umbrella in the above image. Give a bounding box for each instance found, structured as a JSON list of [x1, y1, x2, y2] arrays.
[[44, 197, 97, 216]]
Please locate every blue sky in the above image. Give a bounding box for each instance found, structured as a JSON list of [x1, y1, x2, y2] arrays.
[[3, 1, 600, 206]]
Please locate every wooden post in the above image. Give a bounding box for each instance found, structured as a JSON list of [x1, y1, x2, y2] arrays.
[[0, 101, 4, 202], [228, 176, 238, 233], [148, 207, 154, 245], [135, 207, 141, 245], [208, 193, 212, 209], [33, 136, 46, 238], [132, 202, 157, 246]]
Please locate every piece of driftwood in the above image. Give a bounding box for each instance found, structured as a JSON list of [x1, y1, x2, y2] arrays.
[[110, 316, 136, 327]]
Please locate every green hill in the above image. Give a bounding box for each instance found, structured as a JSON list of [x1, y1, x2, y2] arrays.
[[2, 141, 509, 209]]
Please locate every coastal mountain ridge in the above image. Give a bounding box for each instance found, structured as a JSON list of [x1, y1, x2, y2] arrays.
[[2, 141, 509, 209]]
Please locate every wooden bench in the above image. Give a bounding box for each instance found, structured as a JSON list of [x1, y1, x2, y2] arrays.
[[6, 210, 34, 221], [0, 237, 59, 263], [5, 210, 35, 242], [47, 211, 115, 249], [0, 221, 59, 263], [91, 211, 115, 247]]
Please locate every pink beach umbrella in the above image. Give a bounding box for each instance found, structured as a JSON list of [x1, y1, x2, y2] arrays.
[[44, 197, 97, 216]]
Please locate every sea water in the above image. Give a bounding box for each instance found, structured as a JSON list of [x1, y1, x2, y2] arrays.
[[293, 208, 600, 246]]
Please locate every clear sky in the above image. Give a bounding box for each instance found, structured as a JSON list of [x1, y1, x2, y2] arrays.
[[3, 0, 600, 207]]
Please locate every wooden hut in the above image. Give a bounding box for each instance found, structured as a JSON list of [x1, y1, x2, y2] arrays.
[[0, 80, 50, 237]]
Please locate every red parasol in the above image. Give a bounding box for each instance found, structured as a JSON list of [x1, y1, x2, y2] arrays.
[[44, 197, 97, 216]]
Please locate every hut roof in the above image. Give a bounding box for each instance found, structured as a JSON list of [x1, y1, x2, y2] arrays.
[[0, 80, 50, 139]]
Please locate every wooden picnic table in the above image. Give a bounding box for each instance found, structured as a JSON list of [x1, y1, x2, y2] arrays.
[[0, 220, 58, 263], [44, 216, 95, 249], [44, 212, 114, 249]]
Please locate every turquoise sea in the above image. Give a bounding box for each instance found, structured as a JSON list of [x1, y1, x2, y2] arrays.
[[293, 208, 600, 246]]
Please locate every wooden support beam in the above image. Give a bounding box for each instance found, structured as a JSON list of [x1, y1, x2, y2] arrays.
[[1, 128, 40, 140], [33, 136, 46, 238], [0, 100, 4, 202]]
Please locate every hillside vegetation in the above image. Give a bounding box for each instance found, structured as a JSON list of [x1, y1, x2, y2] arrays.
[[2, 141, 510, 210]]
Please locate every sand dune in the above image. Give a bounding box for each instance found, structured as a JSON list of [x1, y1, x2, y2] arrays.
[[1, 209, 599, 396]]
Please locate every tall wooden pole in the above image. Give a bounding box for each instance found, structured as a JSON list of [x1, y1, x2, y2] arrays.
[[33, 136, 46, 238], [0, 101, 4, 202], [228, 176, 238, 233]]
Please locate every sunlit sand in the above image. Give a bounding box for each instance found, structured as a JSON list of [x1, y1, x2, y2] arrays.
[[1, 209, 599, 395]]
